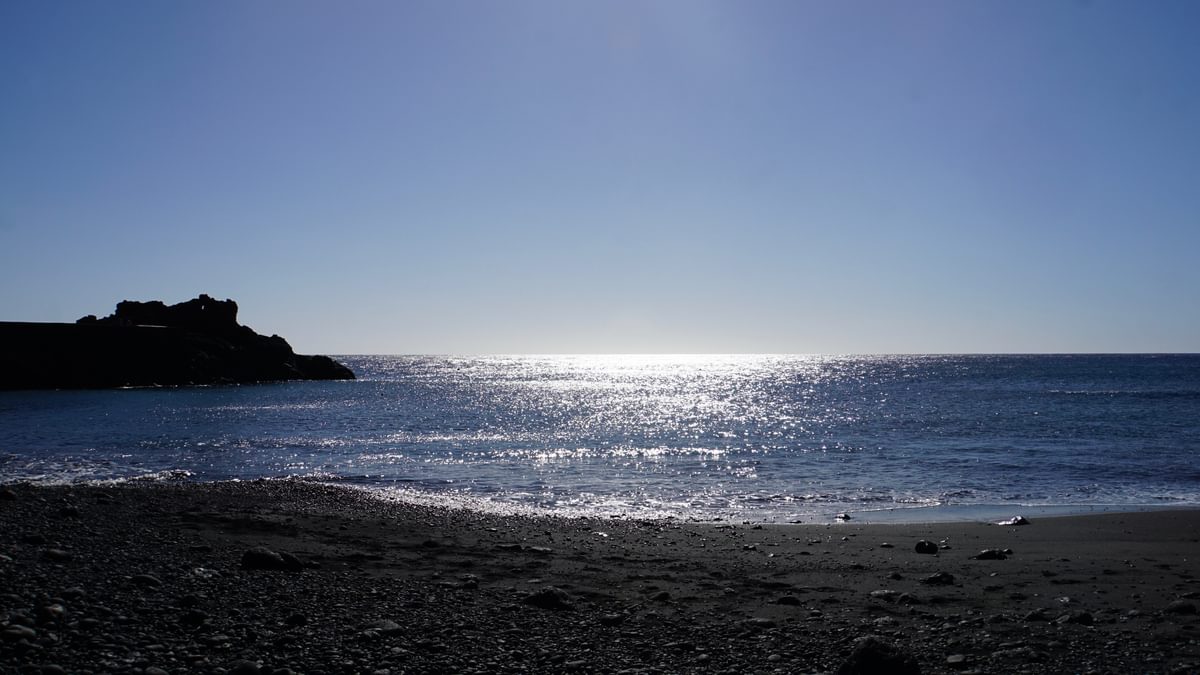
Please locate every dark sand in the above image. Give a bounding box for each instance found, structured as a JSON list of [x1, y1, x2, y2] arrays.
[[2, 481, 1198, 674]]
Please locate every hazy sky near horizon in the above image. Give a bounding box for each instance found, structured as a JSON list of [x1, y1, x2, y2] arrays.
[[2, 1, 1198, 354]]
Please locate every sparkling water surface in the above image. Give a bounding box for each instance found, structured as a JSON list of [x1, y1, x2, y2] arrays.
[[2, 354, 1198, 522]]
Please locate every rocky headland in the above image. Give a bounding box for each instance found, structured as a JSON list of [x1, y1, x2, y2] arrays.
[[0, 295, 354, 389]]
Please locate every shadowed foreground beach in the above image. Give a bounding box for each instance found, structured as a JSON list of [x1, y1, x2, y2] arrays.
[[1, 481, 1198, 674]]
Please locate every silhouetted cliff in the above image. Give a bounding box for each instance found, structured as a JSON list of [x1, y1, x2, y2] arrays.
[[1, 295, 355, 389]]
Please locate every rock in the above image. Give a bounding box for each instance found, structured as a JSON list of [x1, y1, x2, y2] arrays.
[[521, 586, 573, 611], [914, 540, 938, 555], [598, 613, 625, 626], [1056, 611, 1094, 625], [0, 488, 15, 500], [228, 660, 261, 675], [775, 595, 803, 605], [1165, 600, 1197, 615], [1, 295, 355, 390], [921, 571, 955, 586], [836, 635, 921, 675], [179, 609, 208, 628], [1, 625, 36, 642], [144, 668, 170, 675], [971, 549, 1008, 560], [41, 548, 72, 562], [880, 542, 894, 548], [241, 547, 303, 571], [870, 590, 900, 603], [997, 516, 1030, 526], [373, 619, 403, 636], [946, 654, 969, 668], [285, 612, 308, 627], [132, 573, 164, 587], [36, 604, 65, 624]]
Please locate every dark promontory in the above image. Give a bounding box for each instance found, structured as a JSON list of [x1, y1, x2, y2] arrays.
[[0, 295, 355, 389]]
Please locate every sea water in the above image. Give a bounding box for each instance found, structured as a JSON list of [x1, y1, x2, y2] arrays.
[[2, 354, 1198, 522]]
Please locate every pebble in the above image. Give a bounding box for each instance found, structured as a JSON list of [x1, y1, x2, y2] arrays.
[[922, 571, 956, 586], [521, 586, 573, 611], [914, 540, 938, 555], [838, 636, 920, 675], [972, 549, 1008, 560], [132, 573, 164, 587], [1, 625, 37, 641], [598, 613, 625, 626], [1165, 600, 1197, 615], [42, 549, 72, 562], [240, 547, 303, 572]]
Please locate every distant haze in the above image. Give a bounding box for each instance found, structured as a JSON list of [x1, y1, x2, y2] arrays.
[[2, 1, 1198, 354]]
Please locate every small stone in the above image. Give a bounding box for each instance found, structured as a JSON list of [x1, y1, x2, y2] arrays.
[[1023, 608, 1048, 622], [521, 586, 573, 610], [837, 635, 920, 675], [914, 540, 938, 555], [870, 590, 900, 603], [39, 666, 67, 675], [144, 669, 169, 675], [37, 604, 65, 624], [972, 549, 1008, 560], [599, 613, 625, 626], [996, 515, 1030, 526], [42, 549, 72, 562], [179, 609, 208, 628], [373, 619, 403, 636], [1056, 611, 1094, 625], [946, 653, 969, 668], [132, 573, 164, 587], [880, 542, 894, 548], [775, 595, 802, 605], [240, 547, 302, 571], [651, 591, 671, 602], [1, 625, 36, 641], [1165, 600, 1197, 615], [285, 612, 308, 627], [228, 660, 261, 675], [0, 488, 16, 500], [922, 571, 955, 585]]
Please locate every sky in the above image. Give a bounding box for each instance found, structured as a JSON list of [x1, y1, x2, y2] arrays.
[[2, 1, 1198, 354]]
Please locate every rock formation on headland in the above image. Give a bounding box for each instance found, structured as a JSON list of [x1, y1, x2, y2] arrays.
[[0, 295, 354, 389]]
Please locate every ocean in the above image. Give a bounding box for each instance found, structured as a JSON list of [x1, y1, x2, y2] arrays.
[[2, 354, 1198, 523]]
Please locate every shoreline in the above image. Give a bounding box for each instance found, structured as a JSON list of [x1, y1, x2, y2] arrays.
[[3, 480, 1199, 673]]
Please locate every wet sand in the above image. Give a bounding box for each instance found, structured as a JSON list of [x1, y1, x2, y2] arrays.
[[2, 480, 1198, 673]]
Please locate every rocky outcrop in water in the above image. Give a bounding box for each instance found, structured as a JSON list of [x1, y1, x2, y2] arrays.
[[0, 295, 354, 389]]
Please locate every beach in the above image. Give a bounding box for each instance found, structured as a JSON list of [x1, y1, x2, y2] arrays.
[[1, 481, 1198, 674]]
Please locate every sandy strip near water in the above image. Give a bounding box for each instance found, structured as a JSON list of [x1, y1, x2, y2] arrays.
[[2, 480, 1198, 674]]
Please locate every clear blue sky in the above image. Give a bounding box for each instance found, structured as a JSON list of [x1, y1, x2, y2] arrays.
[[2, 1, 1197, 354]]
